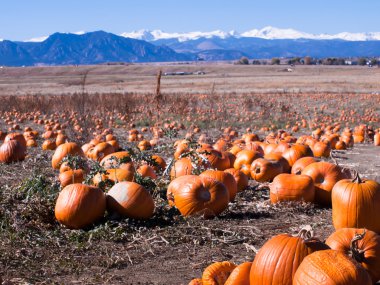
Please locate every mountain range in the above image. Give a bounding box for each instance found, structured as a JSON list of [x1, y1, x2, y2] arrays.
[[0, 27, 380, 66]]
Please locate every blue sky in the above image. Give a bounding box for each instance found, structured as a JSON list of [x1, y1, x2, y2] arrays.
[[1, 0, 380, 40]]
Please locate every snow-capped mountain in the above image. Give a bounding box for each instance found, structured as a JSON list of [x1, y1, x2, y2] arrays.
[[121, 26, 380, 41], [121, 29, 239, 42]]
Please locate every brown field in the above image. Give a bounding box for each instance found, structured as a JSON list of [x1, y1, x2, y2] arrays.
[[1, 64, 380, 95], [0, 63, 380, 284]]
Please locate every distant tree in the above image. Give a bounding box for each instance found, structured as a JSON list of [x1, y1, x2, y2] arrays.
[[237, 56, 249, 65], [304, 56, 312, 65], [271, 58, 280, 65], [370, 58, 378, 66], [358, 58, 367, 66], [252, 60, 261, 65]]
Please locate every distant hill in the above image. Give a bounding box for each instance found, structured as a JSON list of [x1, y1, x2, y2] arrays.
[[0, 31, 191, 66], [1, 29, 380, 66]]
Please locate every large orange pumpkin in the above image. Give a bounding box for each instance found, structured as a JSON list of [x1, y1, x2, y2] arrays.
[[200, 169, 237, 202], [52, 142, 85, 169], [270, 173, 315, 203], [291, 157, 318, 175], [55, 184, 106, 229], [326, 228, 380, 283], [301, 161, 347, 206], [250, 228, 326, 285], [250, 158, 283, 182], [0, 140, 26, 163], [106, 181, 154, 219], [293, 249, 372, 285], [332, 173, 380, 233], [167, 175, 229, 218], [233, 150, 262, 176]]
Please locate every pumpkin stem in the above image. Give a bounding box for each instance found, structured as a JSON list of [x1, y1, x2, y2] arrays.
[[349, 229, 366, 263], [352, 170, 363, 184], [297, 225, 314, 240]]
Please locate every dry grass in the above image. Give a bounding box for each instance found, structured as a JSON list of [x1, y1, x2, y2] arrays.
[[0, 64, 380, 96]]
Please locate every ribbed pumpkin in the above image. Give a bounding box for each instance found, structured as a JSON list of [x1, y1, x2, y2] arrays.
[[301, 161, 347, 206], [250, 158, 283, 182], [59, 169, 85, 187], [170, 157, 193, 180], [167, 175, 229, 218], [332, 173, 380, 233], [293, 249, 372, 285], [270, 173, 315, 203], [224, 262, 252, 285], [250, 227, 327, 285], [224, 168, 248, 192], [106, 181, 154, 219], [52, 142, 85, 169], [202, 261, 236, 285], [55, 184, 106, 229], [291, 157, 318, 175], [200, 169, 237, 202], [4, 132, 27, 149], [326, 228, 380, 283], [0, 140, 26, 163]]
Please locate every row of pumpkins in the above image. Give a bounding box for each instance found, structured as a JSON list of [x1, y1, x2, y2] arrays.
[[188, 227, 380, 284]]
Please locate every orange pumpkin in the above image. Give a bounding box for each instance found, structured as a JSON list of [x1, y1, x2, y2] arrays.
[[250, 228, 327, 285], [52, 142, 85, 169], [167, 175, 229, 218], [291, 157, 318, 175], [270, 173, 315, 203], [293, 249, 371, 285], [301, 161, 347, 206], [332, 173, 380, 233], [224, 168, 248, 192], [202, 261, 236, 285], [92, 169, 134, 187], [170, 157, 193, 180], [59, 169, 85, 187], [106, 181, 154, 219], [200, 169, 237, 202], [233, 150, 262, 176], [326, 228, 380, 283], [250, 158, 283, 182], [224, 262, 252, 285], [55, 184, 106, 229]]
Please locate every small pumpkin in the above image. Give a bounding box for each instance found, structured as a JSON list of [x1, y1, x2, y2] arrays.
[[224, 262, 252, 285], [59, 169, 85, 187], [202, 261, 236, 285], [291, 157, 318, 175]]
